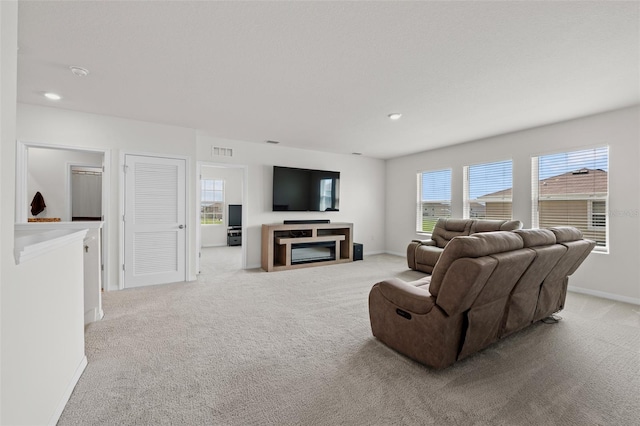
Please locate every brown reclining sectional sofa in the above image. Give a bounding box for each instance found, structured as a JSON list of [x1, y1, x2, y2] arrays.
[[369, 227, 594, 369], [407, 218, 524, 274]]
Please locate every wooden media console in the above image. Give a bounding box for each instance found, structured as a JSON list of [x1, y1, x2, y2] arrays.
[[261, 222, 353, 272]]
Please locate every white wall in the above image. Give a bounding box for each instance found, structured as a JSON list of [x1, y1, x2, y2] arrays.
[[196, 132, 387, 268], [17, 104, 199, 290], [386, 106, 640, 303], [2, 4, 87, 425], [0, 1, 17, 422], [16, 105, 388, 280], [4, 236, 86, 425], [27, 147, 103, 220], [200, 166, 243, 247]]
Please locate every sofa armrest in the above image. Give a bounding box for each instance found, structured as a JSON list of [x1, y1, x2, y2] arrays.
[[412, 239, 436, 246], [375, 278, 436, 315]]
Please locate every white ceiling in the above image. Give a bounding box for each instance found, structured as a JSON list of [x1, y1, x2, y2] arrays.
[[16, 1, 639, 159]]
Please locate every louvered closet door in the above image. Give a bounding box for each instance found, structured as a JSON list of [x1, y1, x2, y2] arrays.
[[124, 154, 186, 288]]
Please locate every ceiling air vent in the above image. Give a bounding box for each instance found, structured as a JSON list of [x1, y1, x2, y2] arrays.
[[212, 147, 233, 157]]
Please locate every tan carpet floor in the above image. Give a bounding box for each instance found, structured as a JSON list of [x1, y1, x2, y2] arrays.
[[58, 247, 640, 425]]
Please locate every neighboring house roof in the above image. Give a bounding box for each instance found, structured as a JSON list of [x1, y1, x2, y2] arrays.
[[477, 168, 607, 199]]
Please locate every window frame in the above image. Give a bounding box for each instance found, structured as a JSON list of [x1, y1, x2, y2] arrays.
[[416, 168, 452, 234], [200, 178, 225, 225], [531, 146, 609, 252], [588, 200, 607, 230], [463, 159, 513, 221]]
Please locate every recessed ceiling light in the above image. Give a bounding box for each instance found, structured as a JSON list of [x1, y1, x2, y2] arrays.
[[43, 92, 62, 101], [69, 66, 89, 77], [388, 113, 402, 120]]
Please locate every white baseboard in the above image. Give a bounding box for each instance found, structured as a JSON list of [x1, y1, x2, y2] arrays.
[[384, 250, 406, 258], [48, 355, 87, 426], [568, 286, 640, 305], [84, 307, 105, 324]]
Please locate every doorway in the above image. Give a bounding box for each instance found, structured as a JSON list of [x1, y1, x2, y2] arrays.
[[16, 141, 111, 290], [70, 165, 102, 221], [196, 162, 248, 274]]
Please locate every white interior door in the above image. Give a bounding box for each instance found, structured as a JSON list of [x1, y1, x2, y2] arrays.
[[124, 154, 186, 288]]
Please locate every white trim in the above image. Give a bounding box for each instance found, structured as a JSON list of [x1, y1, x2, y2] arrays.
[[417, 168, 453, 233], [463, 158, 513, 220], [415, 173, 421, 232], [85, 307, 101, 324], [15, 221, 104, 231], [14, 229, 88, 264], [47, 356, 88, 426], [363, 250, 385, 256], [539, 194, 607, 201], [16, 140, 107, 221], [568, 285, 640, 306], [118, 150, 125, 290], [587, 199, 607, 230]]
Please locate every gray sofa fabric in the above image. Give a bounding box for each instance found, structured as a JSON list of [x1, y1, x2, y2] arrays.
[[407, 218, 523, 273], [370, 227, 595, 369]]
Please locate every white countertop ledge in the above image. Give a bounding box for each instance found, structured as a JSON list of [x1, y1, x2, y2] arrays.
[[15, 221, 104, 231], [15, 228, 88, 265]]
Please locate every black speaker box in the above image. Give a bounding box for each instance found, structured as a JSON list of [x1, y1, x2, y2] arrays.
[[283, 219, 330, 224], [353, 243, 363, 261]]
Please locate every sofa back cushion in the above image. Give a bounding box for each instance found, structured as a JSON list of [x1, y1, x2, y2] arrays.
[[534, 228, 595, 321], [470, 219, 523, 234], [429, 231, 524, 298], [457, 247, 536, 359], [514, 228, 556, 247], [501, 228, 565, 336], [431, 218, 472, 248]]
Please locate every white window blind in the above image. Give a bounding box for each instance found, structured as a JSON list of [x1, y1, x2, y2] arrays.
[[464, 159, 513, 220], [201, 179, 224, 225], [532, 147, 608, 249], [417, 168, 451, 233]]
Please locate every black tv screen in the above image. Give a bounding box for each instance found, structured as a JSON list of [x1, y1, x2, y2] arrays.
[[272, 166, 340, 212], [228, 204, 242, 227]]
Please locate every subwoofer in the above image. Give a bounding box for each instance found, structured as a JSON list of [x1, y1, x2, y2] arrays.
[[353, 243, 363, 261]]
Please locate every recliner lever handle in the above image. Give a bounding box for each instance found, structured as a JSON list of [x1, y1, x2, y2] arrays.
[[396, 309, 412, 320]]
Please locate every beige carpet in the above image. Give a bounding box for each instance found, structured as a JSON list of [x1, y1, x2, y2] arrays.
[[58, 248, 640, 425]]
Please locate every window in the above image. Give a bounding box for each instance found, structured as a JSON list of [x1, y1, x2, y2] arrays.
[[417, 169, 451, 233], [464, 159, 513, 220], [319, 178, 334, 212], [590, 200, 606, 229], [201, 179, 224, 225], [532, 147, 608, 250]]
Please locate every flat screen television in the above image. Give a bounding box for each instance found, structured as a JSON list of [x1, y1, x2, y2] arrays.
[[272, 166, 340, 212], [228, 204, 242, 227]]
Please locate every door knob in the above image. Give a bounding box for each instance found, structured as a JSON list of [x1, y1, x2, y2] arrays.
[[178, 225, 185, 229]]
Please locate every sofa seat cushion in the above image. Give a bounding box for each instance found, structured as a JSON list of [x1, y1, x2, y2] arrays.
[[375, 277, 436, 315]]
